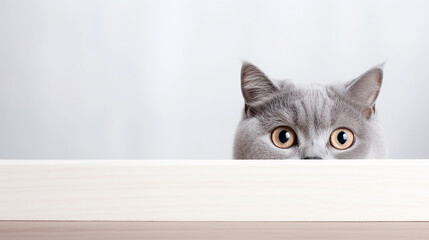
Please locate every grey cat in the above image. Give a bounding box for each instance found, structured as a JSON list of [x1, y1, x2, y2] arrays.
[[233, 63, 386, 159]]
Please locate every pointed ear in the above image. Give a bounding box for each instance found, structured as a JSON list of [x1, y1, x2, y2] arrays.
[[241, 62, 278, 106], [345, 64, 384, 118]]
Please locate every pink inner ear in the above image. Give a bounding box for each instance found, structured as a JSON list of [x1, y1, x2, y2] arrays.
[[241, 63, 278, 105], [346, 66, 383, 114], [364, 105, 376, 119]]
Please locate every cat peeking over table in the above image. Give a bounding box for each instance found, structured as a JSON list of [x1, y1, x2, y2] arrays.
[[234, 63, 386, 159]]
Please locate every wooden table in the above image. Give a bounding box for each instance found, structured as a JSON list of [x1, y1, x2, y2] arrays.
[[2, 221, 429, 240], [1, 160, 429, 239]]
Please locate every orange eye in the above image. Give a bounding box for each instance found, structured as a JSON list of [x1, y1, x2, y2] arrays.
[[330, 128, 354, 150], [271, 126, 296, 149]]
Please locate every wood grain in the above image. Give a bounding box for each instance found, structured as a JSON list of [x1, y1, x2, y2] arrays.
[[1, 221, 429, 240], [0, 160, 429, 221]]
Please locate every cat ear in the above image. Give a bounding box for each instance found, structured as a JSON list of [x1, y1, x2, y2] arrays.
[[345, 64, 384, 118], [241, 62, 278, 106]]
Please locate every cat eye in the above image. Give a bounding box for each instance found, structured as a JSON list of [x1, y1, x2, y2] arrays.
[[271, 126, 296, 149], [330, 128, 354, 150]]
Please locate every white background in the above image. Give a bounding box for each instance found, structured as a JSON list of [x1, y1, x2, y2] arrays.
[[1, 0, 428, 159]]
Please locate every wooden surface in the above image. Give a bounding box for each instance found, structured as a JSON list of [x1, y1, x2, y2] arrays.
[[1, 221, 429, 240], [0, 160, 429, 221]]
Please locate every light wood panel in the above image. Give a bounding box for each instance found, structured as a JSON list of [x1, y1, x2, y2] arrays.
[[0, 160, 429, 221], [1, 221, 429, 240]]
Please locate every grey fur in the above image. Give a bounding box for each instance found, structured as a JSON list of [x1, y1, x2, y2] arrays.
[[233, 63, 386, 159]]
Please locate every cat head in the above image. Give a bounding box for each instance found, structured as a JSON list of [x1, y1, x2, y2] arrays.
[[233, 63, 386, 159]]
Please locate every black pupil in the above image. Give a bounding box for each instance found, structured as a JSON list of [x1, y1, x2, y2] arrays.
[[278, 130, 290, 144], [337, 131, 348, 144]]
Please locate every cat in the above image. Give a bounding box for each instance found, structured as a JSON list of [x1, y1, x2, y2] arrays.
[[233, 62, 386, 159]]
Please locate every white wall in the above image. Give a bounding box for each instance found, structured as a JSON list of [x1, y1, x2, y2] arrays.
[[0, 0, 428, 159]]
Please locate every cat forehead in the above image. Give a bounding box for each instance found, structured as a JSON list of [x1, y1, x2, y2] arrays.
[[275, 81, 337, 104], [254, 83, 363, 134]]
